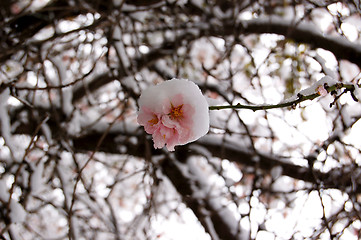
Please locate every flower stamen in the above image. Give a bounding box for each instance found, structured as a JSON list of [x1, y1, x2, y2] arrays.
[[148, 115, 159, 126], [169, 104, 183, 120]]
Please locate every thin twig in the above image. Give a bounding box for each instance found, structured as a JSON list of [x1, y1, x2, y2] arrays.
[[209, 83, 357, 111]]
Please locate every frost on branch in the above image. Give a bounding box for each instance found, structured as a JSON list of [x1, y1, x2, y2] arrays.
[[137, 78, 209, 151]]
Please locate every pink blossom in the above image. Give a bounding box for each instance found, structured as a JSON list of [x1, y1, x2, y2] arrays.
[[137, 79, 209, 151], [316, 84, 328, 96]]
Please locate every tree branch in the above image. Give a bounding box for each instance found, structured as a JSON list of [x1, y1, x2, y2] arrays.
[[61, 123, 361, 194], [161, 152, 246, 240], [209, 82, 357, 111], [196, 136, 361, 193], [234, 17, 361, 68]]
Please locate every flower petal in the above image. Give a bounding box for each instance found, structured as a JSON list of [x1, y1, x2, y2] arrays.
[[137, 78, 209, 151]]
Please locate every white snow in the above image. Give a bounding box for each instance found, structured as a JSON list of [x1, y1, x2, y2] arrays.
[[41, 123, 53, 145], [190, 38, 220, 69], [0, 60, 23, 83], [191, 0, 205, 9], [62, 87, 74, 116], [152, 206, 211, 240], [8, 224, 22, 240], [56, 163, 74, 210], [270, 166, 283, 180], [354, 85, 361, 101], [221, 160, 243, 184], [30, 160, 45, 195], [139, 45, 149, 54], [0, 178, 10, 201], [343, 117, 361, 150], [48, 56, 74, 116], [328, 2, 351, 16], [341, 22, 358, 41], [113, 26, 131, 68], [112, 0, 122, 6], [271, 176, 294, 193], [0, 89, 16, 160], [313, 53, 337, 79], [298, 76, 338, 96], [10, 200, 27, 223]]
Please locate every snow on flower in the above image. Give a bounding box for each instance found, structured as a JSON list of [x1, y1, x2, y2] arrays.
[[137, 78, 209, 151], [316, 84, 328, 96]]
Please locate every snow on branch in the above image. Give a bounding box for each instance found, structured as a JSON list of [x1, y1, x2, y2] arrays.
[[233, 17, 361, 68], [161, 153, 246, 240], [209, 76, 359, 111], [196, 135, 361, 194]]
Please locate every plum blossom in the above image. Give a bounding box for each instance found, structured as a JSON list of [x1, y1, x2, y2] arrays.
[[316, 84, 328, 96], [137, 78, 209, 151]]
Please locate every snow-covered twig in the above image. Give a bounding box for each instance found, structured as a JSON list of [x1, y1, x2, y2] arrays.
[[209, 80, 358, 111]]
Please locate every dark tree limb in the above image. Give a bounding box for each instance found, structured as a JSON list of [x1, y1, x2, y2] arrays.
[[67, 126, 361, 194], [234, 18, 361, 68]]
